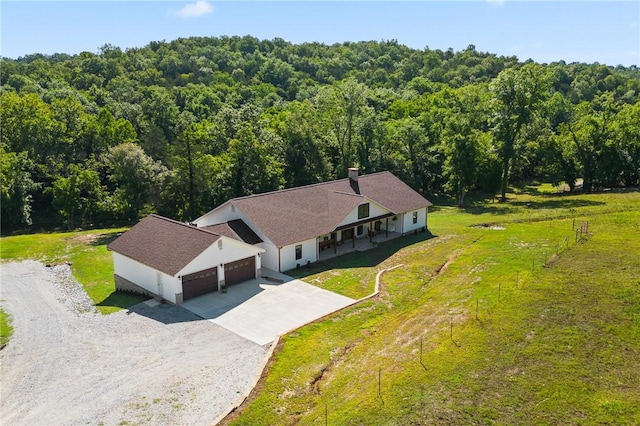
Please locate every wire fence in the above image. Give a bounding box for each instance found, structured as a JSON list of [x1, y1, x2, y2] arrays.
[[318, 218, 593, 423]]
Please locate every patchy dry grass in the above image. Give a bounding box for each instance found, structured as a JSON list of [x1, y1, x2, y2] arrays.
[[225, 188, 640, 425]]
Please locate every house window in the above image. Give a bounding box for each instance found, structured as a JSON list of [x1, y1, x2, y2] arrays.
[[295, 244, 302, 260], [358, 203, 370, 219], [412, 211, 418, 224], [357, 225, 364, 235]]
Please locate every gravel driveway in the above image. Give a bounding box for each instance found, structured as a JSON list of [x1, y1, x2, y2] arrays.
[[0, 260, 270, 426]]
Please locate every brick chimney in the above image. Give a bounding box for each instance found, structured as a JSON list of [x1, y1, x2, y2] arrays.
[[348, 167, 359, 182]]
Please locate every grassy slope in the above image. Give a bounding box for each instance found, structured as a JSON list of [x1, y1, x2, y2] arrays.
[[228, 188, 640, 425], [0, 228, 145, 314]]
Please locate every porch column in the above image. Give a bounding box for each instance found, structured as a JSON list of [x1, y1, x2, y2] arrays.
[[386, 217, 389, 238], [352, 227, 356, 248]]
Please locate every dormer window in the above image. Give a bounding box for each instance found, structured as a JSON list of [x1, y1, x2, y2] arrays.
[[358, 203, 370, 219]]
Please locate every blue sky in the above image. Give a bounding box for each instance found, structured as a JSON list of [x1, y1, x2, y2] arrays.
[[2, 1, 639, 66]]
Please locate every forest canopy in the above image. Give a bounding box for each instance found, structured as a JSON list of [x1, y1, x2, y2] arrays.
[[1, 36, 639, 231]]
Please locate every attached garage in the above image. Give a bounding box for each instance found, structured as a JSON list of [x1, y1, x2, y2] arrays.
[[108, 214, 264, 304], [224, 257, 255, 286], [182, 266, 218, 301]]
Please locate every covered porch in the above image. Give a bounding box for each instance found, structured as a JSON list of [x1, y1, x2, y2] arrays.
[[317, 215, 402, 262]]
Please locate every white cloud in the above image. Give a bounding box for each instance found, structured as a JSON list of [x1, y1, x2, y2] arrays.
[[174, 0, 213, 19], [487, 0, 505, 6]]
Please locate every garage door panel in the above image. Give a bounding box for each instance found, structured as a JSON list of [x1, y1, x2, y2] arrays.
[[224, 256, 255, 286], [182, 267, 218, 300]]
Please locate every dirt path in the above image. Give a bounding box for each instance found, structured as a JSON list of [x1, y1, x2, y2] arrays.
[[0, 260, 270, 426]]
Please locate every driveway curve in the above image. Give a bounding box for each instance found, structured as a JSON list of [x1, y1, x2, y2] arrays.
[[0, 261, 269, 426]]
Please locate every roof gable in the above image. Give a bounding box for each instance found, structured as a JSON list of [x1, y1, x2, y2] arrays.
[[202, 219, 263, 245], [198, 171, 432, 248], [334, 195, 393, 229], [108, 214, 221, 276]]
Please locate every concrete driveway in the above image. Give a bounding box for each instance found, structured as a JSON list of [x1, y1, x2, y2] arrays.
[[182, 269, 356, 345]]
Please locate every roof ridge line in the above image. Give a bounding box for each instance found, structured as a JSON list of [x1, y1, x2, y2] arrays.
[[229, 171, 391, 202], [150, 214, 221, 237], [231, 178, 349, 201]]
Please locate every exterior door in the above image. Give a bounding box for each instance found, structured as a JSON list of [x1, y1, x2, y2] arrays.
[[224, 256, 256, 286]]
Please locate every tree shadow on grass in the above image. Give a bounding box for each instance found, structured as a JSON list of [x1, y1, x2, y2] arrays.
[[509, 198, 605, 210], [462, 197, 605, 216], [288, 230, 436, 279], [88, 232, 124, 247]]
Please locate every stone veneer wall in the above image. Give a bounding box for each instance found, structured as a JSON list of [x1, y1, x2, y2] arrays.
[[114, 274, 156, 299]]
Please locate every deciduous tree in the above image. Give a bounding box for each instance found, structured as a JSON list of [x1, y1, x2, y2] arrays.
[[105, 143, 167, 220], [490, 64, 552, 201]]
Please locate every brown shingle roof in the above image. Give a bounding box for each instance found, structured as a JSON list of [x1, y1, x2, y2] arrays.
[[108, 214, 221, 276], [203, 219, 263, 245], [215, 171, 432, 247]]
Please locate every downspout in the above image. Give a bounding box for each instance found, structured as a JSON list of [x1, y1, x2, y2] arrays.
[[425, 207, 428, 229]]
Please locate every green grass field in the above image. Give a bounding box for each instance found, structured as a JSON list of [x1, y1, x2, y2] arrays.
[[0, 228, 145, 315], [226, 187, 640, 425], [1, 186, 638, 424]]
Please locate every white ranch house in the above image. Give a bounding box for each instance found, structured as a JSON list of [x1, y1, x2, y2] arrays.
[[108, 168, 432, 304]]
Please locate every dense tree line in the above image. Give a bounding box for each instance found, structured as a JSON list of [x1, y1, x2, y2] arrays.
[[1, 36, 639, 231]]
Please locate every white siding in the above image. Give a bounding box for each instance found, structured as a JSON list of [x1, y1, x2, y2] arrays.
[[193, 204, 276, 272], [402, 208, 427, 234], [178, 236, 262, 277], [114, 237, 262, 304], [336, 198, 392, 228], [193, 203, 273, 247], [258, 241, 278, 271], [113, 252, 181, 304], [280, 238, 317, 272], [388, 215, 401, 233], [193, 203, 236, 227]]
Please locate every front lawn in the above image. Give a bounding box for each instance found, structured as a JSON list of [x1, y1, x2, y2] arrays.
[[226, 188, 640, 425]]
